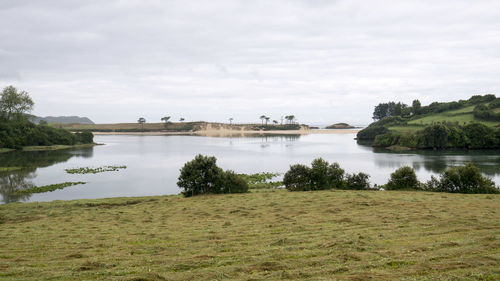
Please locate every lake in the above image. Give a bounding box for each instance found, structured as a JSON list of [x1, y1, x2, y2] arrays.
[[1, 133, 500, 203]]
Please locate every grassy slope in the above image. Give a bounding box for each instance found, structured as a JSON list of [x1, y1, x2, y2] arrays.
[[388, 103, 499, 133], [0, 189, 499, 281]]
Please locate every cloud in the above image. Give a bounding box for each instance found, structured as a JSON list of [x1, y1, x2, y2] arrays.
[[1, 0, 499, 124]]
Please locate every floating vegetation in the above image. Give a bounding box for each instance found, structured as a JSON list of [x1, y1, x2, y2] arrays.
[[238, 172, 283, 189], [0, 167, 23, 172], [15, 182, 86, 195], [65, 165, 127, 174]]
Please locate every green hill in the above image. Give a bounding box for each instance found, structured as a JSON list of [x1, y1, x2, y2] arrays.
[[357, 95, 500, 150]]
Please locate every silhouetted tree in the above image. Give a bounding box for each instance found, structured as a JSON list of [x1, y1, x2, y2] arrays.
[[138, 117, 146, 131]]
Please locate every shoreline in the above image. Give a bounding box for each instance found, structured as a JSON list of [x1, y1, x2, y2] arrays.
[[91, 128, 361, 136]]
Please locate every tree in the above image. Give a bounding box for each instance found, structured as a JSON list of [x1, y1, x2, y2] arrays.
[[259, 115, 266, 125], [283, 164, 311, 191], [0, 86, 34, 120], [138, 117, 146, 131], [228, 117, 233, 125], [265, 117, 270, 125], [179, 118, 185, 122], [385, 166, 420, 190], [177, 154, 248, 197], [412, 99, 421, 115], [425, 163, 499, 194], [273, 120, 278, 125]]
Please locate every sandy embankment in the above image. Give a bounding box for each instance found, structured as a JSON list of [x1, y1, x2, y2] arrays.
[[92, 128, 360, 136]]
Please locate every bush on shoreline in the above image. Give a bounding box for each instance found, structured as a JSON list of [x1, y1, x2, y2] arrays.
[[177, 154, 248, 197], [283, 158, 373, 191]]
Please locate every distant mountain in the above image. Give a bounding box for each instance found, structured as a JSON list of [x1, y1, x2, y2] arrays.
[[32, 116, 95, 124]]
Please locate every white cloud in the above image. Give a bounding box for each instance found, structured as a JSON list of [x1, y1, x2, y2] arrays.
[[1, 0, 499, 124]]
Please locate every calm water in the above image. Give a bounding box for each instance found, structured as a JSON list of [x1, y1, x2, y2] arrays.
[[1, 133, 500, 203]]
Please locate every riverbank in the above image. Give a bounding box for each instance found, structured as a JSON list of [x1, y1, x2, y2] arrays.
[[0, 189, 498, 280], [92, 128, 360, 136]]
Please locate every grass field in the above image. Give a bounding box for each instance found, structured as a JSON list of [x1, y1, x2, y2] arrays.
[[1, 189, 499, 280], [21, 143, 98, 152], [407, 112, 498, 127]]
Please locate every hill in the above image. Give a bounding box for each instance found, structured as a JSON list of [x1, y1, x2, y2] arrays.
[[357, 95, 500, 149], [0, 189, 498, 280], [32, 116, 95, 124]]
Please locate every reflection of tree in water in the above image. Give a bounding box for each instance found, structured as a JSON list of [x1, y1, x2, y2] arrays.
[[371, 148, 500, 177], [0, 148, 93, 203], [0, 169, 36, 203]]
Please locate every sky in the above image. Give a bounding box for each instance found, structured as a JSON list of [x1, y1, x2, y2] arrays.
[[1, 0, 500, 125]]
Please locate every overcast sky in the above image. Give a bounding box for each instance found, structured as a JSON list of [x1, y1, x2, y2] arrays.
[[1, 0, 500, 125]]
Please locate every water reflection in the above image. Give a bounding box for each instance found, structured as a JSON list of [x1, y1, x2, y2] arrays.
[[371, 148, 500, 176], [0, 148, 93, 203]]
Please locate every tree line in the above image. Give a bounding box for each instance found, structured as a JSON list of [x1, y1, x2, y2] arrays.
[[0, 86, 93, 149]]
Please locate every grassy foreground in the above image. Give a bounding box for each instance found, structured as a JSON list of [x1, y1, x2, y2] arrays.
[[0, 190, 499, 280]]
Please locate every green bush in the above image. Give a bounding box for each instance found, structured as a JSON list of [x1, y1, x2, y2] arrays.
[[284, 158, 346, 191], [425, 163, 499, 194], [326, 162, 345, 189], [344, 172, 371, 190], [310, 158, 329, 190], [463, 123, 498, 149], [177, 154, 248, 197], [283, 164, 311, 191], [385, 166, 420, 190], [218, 170, 249, 194]]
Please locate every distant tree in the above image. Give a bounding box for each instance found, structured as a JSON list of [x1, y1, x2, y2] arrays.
[[179, 118, 185, 122], [273, 120, 278, 125], [412, 99, 421, 115], [161, 116, 170, 128], [138, 117, 146, 131], [259, 115, 266, 125], [265, 116, 270, 125], [229, 117, 233, 125], [0, 86, 34, 120], [39, 120, 48, 125], [286, 115, 295, 124]]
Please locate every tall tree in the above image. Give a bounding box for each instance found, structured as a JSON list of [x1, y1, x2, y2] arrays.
[[138, 117, 146, 131], [179, 117, 185, 122], [412, 99, 421, 115], [228, 117, 233, 125], [265, 116, 270, 125], [259, 115, 266, 125], [0, 86, 34, 120], [161, 116, 170, 128]]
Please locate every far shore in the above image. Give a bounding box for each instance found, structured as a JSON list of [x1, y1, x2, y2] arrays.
[[91, 128, 361, 136]]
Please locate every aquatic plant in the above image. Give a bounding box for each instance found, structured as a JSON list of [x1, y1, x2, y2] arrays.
[[65, 165, 127, 174], [15, 182, 86, 195], [238, 172, 282, 189]]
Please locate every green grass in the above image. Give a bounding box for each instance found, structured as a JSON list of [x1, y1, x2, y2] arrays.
[[21, 143, 97, 152], [14, 182, 87, 195], [0, 189, 498, 280], [0, 148, 15, 154], [408, 113, 499, 127], [0, 167, 23, 172], [388, 126, 424, 133]]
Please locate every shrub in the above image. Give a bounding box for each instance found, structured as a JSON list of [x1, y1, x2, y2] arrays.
[[345, 172, 371, 190], [463, 123, 498, 149], [177, 154, 249, 197], [385, 166, 420, 190], [425, 163, 499, 194], [326, 162, 345, 189], [310, 158, 329, 190], [218, 170, 249, 194], [75, 131, 94, 144], [283, 164, 311, 191]]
